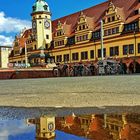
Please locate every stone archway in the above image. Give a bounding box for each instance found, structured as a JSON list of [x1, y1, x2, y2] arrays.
[[135, 62, 140, 73], [122, 63, 127, 74], [129, 63, 134, 74]]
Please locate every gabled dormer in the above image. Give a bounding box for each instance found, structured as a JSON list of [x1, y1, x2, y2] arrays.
[[75, 12, 94, 44], [76, 12, 88, 32], [103, 1, 125, 37], [54, 20, 68, 47], [104, 1, 123, 24], [55, 21, 65, 37]]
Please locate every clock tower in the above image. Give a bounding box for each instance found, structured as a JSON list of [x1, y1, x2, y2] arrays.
[[31, 0, 52, 50]]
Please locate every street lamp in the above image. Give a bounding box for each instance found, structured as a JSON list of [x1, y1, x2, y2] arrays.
[[134, 31, 137, 73], [24, 42, 28, 68], [100, 20, 104, 60], [134, 31, 137, 57], [69, 44, 71, 64]]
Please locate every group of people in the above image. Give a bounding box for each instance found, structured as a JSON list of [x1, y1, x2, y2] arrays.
[[53, 62, 96, 77], [52, 61, 127, 77]]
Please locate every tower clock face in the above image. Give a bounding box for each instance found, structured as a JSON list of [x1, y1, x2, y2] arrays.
[[48, 122, 54, 131], [44, 19, 50, 29], [32, 21, 36, 32]]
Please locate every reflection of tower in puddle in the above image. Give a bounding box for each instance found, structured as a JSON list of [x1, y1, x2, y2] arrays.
[[27, 116, 55, 140]]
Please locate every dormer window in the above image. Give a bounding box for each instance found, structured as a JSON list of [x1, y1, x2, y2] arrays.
[[32, 6, 36, 11], [108, 17, 111, 22], [79, 26, 82, 30], [135, 10, 139, 15], [112, 16, 115, 21], [83, 25, 85, 29], [44, 5, 48, 11], [56, 30, 63, 36], [124, 22, 139, 32], [77, 24, 87, 31]]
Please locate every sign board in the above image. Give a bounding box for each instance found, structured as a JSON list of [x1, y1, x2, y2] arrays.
[[8, 63, 30, 68]]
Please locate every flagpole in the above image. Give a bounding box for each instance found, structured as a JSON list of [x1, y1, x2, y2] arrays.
[[25, 42, 28, 68], [101, 20, 104, 60]]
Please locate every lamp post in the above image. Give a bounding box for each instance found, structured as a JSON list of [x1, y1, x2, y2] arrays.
[[25, 42, 28, 68], [134, 31, 137, 57], [101, 20, 104, 60], [69, 45, 71, 64], [134, 31, 137, 73]]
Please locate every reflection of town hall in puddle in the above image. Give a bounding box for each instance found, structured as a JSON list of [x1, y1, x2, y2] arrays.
[[27, 113, 140, 140]]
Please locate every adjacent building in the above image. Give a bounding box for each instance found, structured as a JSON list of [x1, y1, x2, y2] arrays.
[[0, 46, 11, 68], [9, 0, 140, 73]]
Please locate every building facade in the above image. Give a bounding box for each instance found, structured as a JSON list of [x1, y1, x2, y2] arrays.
[[0, 46, 11, 68], [9, 0, 140, 72]]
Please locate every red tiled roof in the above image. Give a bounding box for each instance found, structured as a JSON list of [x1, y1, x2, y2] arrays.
[[65, 115, 75, 125], [89, 117, 103, 132], [52, 0, 139, 35]]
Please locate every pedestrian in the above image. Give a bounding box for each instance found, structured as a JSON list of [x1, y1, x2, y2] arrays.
[[78, 62, 84, 76], [62, 62, 68, 76], [90, 62, 95, 76], [73, 63, 78, 76]]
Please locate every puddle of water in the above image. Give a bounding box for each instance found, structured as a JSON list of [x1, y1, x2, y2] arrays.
[[0, 113, 139, 140]]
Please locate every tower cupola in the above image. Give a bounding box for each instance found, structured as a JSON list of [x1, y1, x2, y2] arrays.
[[32, 0, 50, 13]]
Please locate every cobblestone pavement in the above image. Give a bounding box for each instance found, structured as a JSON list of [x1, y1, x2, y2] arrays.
[[0, 75, 140, 107]]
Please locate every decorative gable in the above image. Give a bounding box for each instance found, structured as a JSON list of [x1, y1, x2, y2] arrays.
[[106, 1, 116, 15], [76, 12, 88, 31], [103, 1, 124, 24], [57, 20, 63, 30], [78, 12, 86, 24], [55, 21, 64, 36]]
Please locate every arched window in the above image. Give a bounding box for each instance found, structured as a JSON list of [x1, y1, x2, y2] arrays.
[[83, 25, 85, 29]]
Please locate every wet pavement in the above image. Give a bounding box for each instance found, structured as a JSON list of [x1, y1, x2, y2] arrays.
[[0, 76, 140, 107]]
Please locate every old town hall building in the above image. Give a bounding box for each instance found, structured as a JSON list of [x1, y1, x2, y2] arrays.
[[9, 0, 140, 72]]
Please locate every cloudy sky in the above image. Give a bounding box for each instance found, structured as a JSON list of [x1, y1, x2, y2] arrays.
[[0, 0, 106, 46], [0, 119, 86, 140], [0, 120, 35, 140]]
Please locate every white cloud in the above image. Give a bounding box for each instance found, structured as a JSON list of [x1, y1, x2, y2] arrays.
[[0, 11, 31, 33], [0, 120, 34, 139], [0, 35, 14, 46], [0, 136, 8, 140]]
